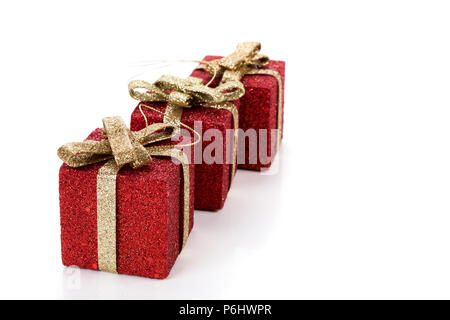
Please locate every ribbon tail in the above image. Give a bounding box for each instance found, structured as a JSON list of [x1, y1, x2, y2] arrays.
[[163, 103, 183, 136], [97, 159, 121, 273]]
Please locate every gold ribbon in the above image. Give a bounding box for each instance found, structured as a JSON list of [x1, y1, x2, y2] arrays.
[[198, 41, 284, 152], [58, 117, 192, 274], [202, 42, 269, 83], [129, 75, 244, 184]]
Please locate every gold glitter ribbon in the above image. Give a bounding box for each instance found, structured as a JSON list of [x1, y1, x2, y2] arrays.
[[129, 75, 244, 184], [198, 42, 284, 150], [201, 42, 270, 83], [58, 117, 192, 274]]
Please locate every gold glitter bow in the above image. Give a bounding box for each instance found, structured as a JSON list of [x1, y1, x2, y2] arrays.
[[201, 42, 269, 83], [58, 117, 192, 274], [199, 41, 284, 152], [129, 75, 244, 107], [129, 74, 245, 184]]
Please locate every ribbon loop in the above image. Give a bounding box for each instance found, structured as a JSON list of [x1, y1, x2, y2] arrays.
[[168, 91, 192, 108], [102, 117, 151, 168], [128, 80, 167, 102], [216, 81, 246, 102], [252, 53, 270, 66]]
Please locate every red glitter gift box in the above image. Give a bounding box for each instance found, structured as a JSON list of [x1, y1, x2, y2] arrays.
[[130, 97, 239, 211], [191, 53, 285, 171], [59, 128, 194, 279]]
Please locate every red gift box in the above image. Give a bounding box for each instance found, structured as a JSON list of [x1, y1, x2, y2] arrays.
[[59, 128, 194, 279], [191, 55, 285, 171], [130, 98, 239, 211]]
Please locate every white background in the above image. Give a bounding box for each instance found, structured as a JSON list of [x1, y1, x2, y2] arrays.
[[0, 0, 449, 299]]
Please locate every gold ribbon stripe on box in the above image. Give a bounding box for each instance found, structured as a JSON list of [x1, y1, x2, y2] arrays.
[[129, 75, 244, 185], [58, 117, 192, 274]]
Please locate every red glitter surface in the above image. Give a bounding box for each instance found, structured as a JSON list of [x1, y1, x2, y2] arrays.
[[59, 128, 194, 279], [191, 56, 285, 171], [130, 98, 239, 211]]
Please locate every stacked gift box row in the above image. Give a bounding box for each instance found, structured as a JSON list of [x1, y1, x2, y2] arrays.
[[58, 42, 285, 278]]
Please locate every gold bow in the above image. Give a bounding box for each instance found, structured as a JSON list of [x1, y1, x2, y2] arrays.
[[58, 117, 192, 274], [129, 74, 244, 112], [58, 117, 176, 169], [129, 75, 245, 185], [201, 42, 269, 83]]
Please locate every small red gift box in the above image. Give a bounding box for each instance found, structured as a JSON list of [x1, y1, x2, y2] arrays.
[[131, 101, 237, 211], [59, 127, 194, 279], [191, 51, 285, 171], [129, 75, 243, 211]]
